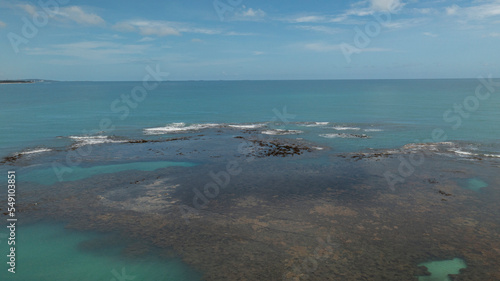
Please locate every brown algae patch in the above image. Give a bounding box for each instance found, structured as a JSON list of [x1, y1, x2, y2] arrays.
[[309, 204, 358, 217]]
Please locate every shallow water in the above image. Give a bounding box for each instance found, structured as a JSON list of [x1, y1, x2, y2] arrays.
[[0, 222, 202, 281], [418, 258, 467, 281], [463, 178, 489, 192], [20, 161, 197, 185]]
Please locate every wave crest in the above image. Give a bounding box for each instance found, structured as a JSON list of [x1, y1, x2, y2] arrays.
[[69, 136, 126, 147], [144, 123, 220, 135], [262, 129, 303, 135], [320, 133, 369, 139]]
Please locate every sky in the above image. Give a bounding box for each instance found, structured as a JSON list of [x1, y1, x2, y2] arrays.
[[0, 0, 499, 81]]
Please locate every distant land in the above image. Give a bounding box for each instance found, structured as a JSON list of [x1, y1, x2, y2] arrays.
[[0, 79, 50, 84]]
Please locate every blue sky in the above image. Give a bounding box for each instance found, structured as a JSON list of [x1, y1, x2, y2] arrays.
[[0, 0, 499, 80]]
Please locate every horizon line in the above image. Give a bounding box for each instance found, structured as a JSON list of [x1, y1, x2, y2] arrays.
[[2, 77, 496, 83]]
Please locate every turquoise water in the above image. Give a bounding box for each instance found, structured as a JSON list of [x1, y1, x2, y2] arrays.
[[20, 161, 197, 185], [463, 178, 489, 192], [0, 223, 202, 281], [1, 80, 500, 157], [417, 258, 467, 281]]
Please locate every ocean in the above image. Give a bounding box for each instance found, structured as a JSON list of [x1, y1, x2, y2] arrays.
[[1, 80, 500, 158], [1, 79, 499, 280]]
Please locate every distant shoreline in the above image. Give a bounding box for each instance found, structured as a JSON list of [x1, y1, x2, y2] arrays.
[[0, 80, 37, 84]]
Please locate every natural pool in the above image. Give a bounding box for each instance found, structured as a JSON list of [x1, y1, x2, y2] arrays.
[[18, 161, 197, 185], [463, 178, 489, 192], [0, 222, 202, 281], [417, 258, 467, 281]]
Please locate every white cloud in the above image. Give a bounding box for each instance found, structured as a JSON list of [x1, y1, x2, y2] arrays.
[[423, 32, 438, 37], [294, 25, 341, 35], [446, 1, 500, 19], [191, 38, 204, 43], [285, 0, 404, 25], [232, 7, 266, 21], [290, 15, 326, 23], [413, 8, 436, 15], [138, 37, 155, 42], [114, 20, 222, 37], [225, 31, 256, 36], [17, 4, 105, 26], [242, 8, 265, 17], [182, 27, 220, 35], [253, 51, 264, 55], [114, 20, 180, 36], [446, 4, 460, 15], [345, 0, 405, 17], [287, 0, 404, 27], [0, 20, 6, 28], [382, 18, 427, 29], [488, 32, 500, 37], [369, 0, 405, 12], [286, 15, 347, 23], [58, 6, 105, 25]]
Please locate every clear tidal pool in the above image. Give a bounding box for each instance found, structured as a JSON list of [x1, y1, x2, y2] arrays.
[[0, 222, 202, 281]]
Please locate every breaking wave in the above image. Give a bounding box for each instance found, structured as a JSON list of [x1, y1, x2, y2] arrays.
[[262, 129, 304, 135], [144, 123, 220, 135], [69, 136, 127, 147]]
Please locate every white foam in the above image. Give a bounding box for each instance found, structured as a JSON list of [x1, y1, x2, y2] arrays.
[[452, 150, 476, 156], [445, 146, 481, 157], [144, 123, 219, 135], [320, 134, 341, 139], [398, 142, 498, 159], [319, 133, 367, 139], [402, 143, 440, 151], [228, 124, 266, 129], [312, 146, 324, 150], [484, 154, 500, 158], [364, 129, 383, 132], [302, 122, 330, 127], [69, 136, 126, 146], [20, 148, 53, 155], [332, 126, 361, 131], [70, 136, 109, 140], [16, 148, 52, 155], [261, 129, 303, 135], [171, 122, 186, 127], [438, 142, 455, 146]]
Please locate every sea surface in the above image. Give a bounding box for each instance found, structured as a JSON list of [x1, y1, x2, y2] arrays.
[[0, 80, 499, 280], [1, 80, 500, 157]]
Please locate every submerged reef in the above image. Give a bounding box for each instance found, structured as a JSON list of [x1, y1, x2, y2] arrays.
[[3, 131, 500, 281]]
